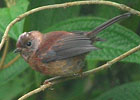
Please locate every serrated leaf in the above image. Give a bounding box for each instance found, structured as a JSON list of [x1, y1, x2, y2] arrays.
[[45, 17, 140, 64], [89, 24, 140, 64], [0, 0, 29, 40], [95, 81, 140, 100]]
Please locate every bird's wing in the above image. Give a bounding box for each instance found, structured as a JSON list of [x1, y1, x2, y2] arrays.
[[40, 33, 97, 63]]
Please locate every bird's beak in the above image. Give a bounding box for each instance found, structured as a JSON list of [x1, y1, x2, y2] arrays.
[[14, 48, 22, 53]]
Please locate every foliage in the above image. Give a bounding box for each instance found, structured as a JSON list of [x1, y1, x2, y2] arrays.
[[0, 0, 140, 100]]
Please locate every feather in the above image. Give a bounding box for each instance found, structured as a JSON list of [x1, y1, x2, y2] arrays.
[[40, 33, 96, 63]]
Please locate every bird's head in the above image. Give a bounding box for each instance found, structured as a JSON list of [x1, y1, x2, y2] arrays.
[[15, 31, 43, 60]]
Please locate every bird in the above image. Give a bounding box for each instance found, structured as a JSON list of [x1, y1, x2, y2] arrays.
[[14, 13, 131, 76]]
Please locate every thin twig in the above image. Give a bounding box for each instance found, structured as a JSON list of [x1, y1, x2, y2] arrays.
[[18, 44, 140, 100], [2, 54, 20, 69], [1, 0, 140, 51], [0, 37, 9, 69], [5, 0, 16, 8]]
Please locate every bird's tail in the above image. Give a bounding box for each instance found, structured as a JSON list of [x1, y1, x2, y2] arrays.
[[86, 13, 131, 40]]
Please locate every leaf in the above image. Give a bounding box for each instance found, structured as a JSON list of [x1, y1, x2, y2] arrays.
[[62, 80, 86, 100], [45, 80, 86, 100], [0, 31, 2, 41], [0, 0, 29, 40], [0, 52, 29, 86], [24, 0, 80, 32], [0, 69, 35, 100], [94, 0, 140, 32], [0, 0, 30, 87], [95, 81, 140, 100], [45, 17, 140, 65]]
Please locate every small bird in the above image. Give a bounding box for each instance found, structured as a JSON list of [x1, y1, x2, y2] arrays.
[[15, 13, 130, 76]]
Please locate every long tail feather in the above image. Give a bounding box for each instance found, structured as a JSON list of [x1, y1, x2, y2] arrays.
[[86, 13, 131, 38]]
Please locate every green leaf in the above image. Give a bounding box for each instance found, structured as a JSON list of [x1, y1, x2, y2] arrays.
[[45, 80, 86, 100], [62, 80, 86, 100], [0, 52, 28, 86], [0, 69, 35, 100], [95, 81, 140, 100], [24, 0, 80, 32], [94, 0, 140, 32], [0, 31, 2, 41], [0, 0, 30, 87], [0, 0, 29, 40], [45, 17, 140, 64]]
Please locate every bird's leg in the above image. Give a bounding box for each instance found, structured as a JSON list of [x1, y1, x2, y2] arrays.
[[43, 76, 62, 84], [79, 69, 83, 77], [73, 69, 83, 77], [43, 69, 84, 85], [78, 69, 83, 77]]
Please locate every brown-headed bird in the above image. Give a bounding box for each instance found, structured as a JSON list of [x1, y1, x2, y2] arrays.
[[15, 13, 130, 76]]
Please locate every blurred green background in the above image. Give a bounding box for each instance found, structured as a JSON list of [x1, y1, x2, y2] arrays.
[[0, 0, 140, 100]]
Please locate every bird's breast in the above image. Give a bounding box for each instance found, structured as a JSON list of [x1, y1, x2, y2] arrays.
[[28, 55, 85, 76]]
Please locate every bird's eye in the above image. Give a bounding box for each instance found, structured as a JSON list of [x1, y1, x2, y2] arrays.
[[26, 41, 32, 46]]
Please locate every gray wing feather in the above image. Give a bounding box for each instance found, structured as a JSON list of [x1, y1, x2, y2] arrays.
[[42, 34, 97, 63]]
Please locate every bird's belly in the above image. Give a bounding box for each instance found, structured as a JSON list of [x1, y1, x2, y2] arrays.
[[29, 55, 85, 76]]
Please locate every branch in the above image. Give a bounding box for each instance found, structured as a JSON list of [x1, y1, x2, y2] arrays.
[[5, 0, 16, 8], [1, 0, 140, 51], [0, 0, 139, 100], [18, 44, 140, 100], [2, 54, 20, 69], [0, 37, 9, 69]]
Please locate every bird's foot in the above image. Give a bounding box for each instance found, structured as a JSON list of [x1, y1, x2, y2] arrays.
[[43, 76, 62, 84]]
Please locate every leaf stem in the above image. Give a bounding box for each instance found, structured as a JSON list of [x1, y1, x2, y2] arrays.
[[0, 37, 9, 69], [5, 0, 16, 8], [2, 54, 20, 69]]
